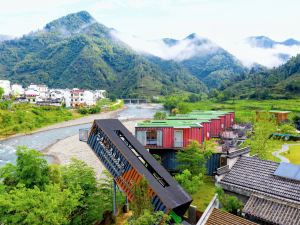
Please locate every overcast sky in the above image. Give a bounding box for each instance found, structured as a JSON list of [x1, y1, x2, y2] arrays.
[[0, 0, 299, 67], [0, 0, 299, 42]]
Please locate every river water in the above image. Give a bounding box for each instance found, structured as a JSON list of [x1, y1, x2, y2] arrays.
[[0, 104, 163, 166]]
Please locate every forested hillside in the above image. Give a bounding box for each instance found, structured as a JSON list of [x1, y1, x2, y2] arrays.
[[161, 34, 248, 89], [221, 55, 300, 99], [0, 11, 207, 98]]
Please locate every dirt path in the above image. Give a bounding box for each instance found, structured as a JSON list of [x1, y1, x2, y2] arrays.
[[272, 144, 300, 163]]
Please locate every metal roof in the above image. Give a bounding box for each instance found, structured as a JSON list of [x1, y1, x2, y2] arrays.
[[136, 120, 204, 128], [167, 114, 220, 120], [269, 110, 291, 113], [190, 110, 233, 115], [93, 119, 192, 215], [274, 162, 300, 182]]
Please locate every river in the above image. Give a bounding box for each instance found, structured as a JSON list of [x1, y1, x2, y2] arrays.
[[0, 104, 163, 166]]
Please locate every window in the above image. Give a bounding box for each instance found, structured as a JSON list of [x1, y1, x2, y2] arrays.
[[137, 130, 162, 146], [146, 130, 157, 145], [136, 131, 146, 145]]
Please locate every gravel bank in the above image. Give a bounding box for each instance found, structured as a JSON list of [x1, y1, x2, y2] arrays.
[[43, 119, 143, 179]]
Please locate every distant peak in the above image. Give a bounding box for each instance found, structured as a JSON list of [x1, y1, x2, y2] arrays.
[[185, 33, 198, 40], [44, 11, 95, 33], [247, 36, 276, 48], [282, 38, 300, 46]]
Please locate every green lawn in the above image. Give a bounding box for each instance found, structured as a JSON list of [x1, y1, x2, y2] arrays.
[[191, 176, 216, 212], [173, 99, 300, 123], [280, 145, 300, 164]]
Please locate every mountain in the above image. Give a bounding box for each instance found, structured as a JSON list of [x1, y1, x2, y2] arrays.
[[247, 36, 300, 48], [222, 54, 300, 99], [0, 35, 13, 42], [161, 34, 247, 88], [0, 11, 207, 97]]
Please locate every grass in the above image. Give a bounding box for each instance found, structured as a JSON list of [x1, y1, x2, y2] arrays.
[[265, 140, 286, 162], [0, 102, 81, 138], [0, 99, 124, 138], [280, 145, 300, 164], [191, 176, 216, 212], [175, 99, 300, 122]]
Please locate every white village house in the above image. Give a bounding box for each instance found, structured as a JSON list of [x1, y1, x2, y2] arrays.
[[0, 79, 107, 107], [11, 84, 25, 97], [0, 80, 11, 97]]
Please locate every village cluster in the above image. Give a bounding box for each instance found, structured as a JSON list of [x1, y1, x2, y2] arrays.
[[0, 79, 106, 108]]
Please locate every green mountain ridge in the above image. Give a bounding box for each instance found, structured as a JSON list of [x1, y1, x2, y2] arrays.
[[0, 11, 207, 98], [222, 54, 300, 99], [161, 34, 248, 89]]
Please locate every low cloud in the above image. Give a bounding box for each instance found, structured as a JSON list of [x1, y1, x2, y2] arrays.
[[222, 40, 300, 68], [112, 30, 300, 68], [111, 31, 219, 61]]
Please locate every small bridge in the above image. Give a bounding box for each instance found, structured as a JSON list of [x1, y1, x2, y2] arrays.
[[122, 99, 148, 104]]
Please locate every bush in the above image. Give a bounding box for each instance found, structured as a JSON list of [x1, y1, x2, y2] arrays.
[[175, 169, 203, 194], [154, 111, 167, 120], [216, 187, 243, 215]]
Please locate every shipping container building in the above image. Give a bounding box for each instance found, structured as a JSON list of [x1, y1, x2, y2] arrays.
[[87, 119, 192, 219], [190, 110, 235, 129], [135, 120, 205, 150], [167, 114, 222, 138], [256, 110, 290, 124]]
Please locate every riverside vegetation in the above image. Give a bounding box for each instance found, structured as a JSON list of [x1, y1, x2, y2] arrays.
[[0, 98, 122, 138], [0, 147, 125, 224]]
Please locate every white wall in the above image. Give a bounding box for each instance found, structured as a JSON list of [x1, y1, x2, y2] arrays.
[[63, 90, 71, 108], [11, 84, 24, 96], [84, 90, 96, 106], [0, 80, 11, 96]]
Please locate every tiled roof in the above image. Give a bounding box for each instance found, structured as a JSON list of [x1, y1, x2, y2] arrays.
[[243, 194, 300, 225], [216, 165, 230, 175], [205, 208, 257, 225], [219, 157, 300, 202], [225, 147, 250, 159]]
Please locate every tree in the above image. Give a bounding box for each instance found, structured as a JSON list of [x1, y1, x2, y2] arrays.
[[163, 95, 185, 112], [130, 177, 153, 219], [0, 146, 49, 189], [244, 112, 277, 159], [0, 148, 119, 225], [176, 141, 212, 176], [61, 158, 105, 224], [279, 123, 297, 134], [175, 169, 203, 194], [0, 184, 82, 225], [126, 177, 172, 225], [188, 93, 201, 103], [216, 188, 243, 215], [154, 111, 167, 120], [0, 87, 4, 99], [126, 210, 170, 225]]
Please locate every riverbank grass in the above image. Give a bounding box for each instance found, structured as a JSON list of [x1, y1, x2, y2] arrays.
[[280, 145, 300, 164], [0, 103, 80, 138]]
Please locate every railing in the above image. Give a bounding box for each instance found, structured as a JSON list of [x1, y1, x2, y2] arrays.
[[146, 139, 158, 145], [196, 194, 219, 225]]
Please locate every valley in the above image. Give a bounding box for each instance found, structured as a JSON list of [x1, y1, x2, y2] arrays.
[[0, 3, 300, 225]]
